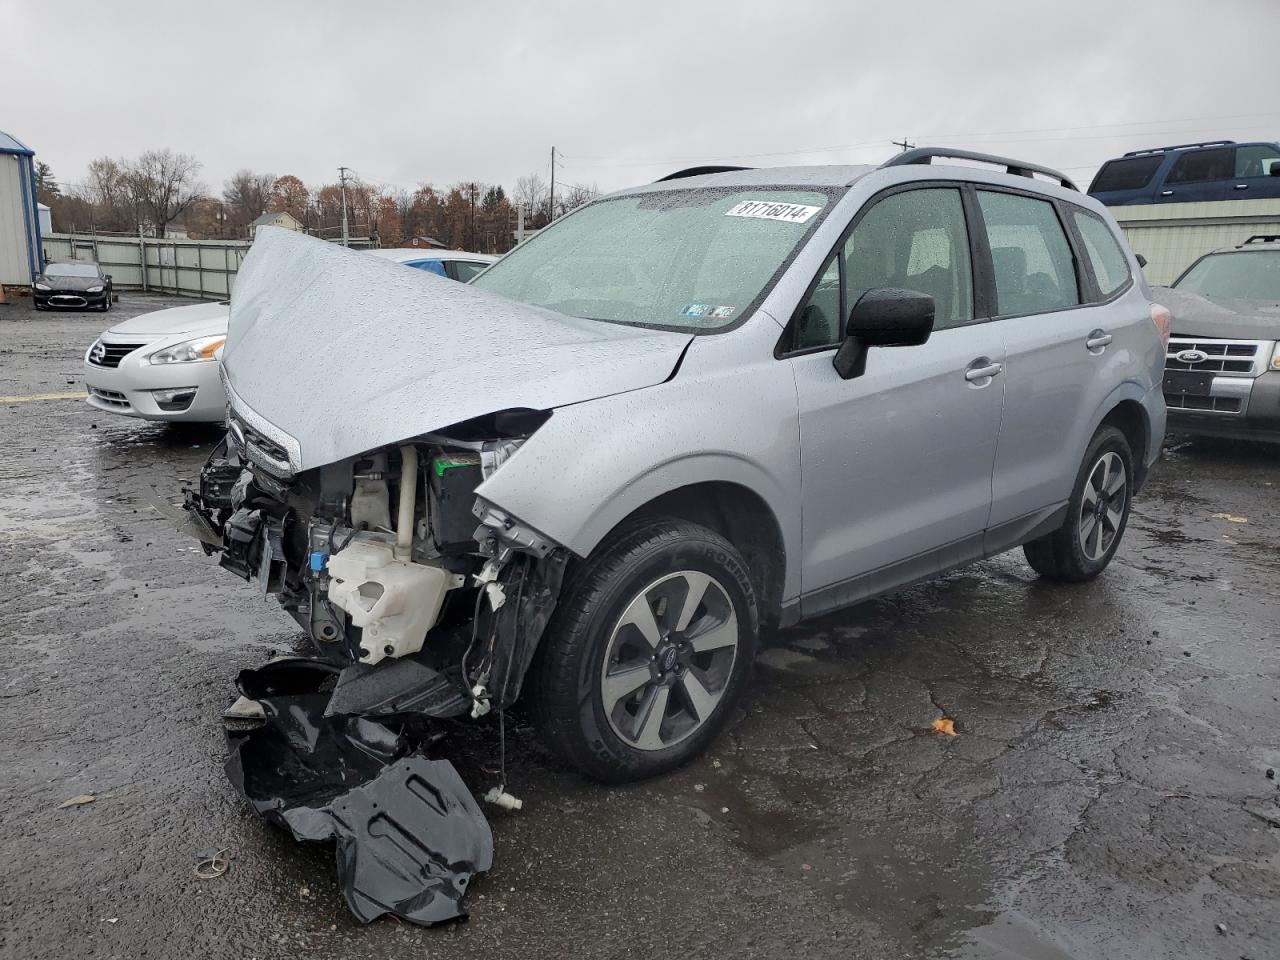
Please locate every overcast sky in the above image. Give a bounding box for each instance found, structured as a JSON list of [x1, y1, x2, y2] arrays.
[[4, 0, 1277, 198]]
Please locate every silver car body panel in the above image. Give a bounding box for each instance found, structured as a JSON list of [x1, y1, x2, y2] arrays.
[[220, 163, 1165, 611], [222, 228, 693, 471]]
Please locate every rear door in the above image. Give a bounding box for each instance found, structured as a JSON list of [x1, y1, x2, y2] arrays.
[[1087, 154, 1163, 206], [981, 188, 1139, 536], [1157, 147, 1232, 203], [787, 185, 1005, 609], [1227, 143, 1280, 201]]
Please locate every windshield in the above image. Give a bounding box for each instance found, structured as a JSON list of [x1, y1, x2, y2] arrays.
[[471, 187, 836, 331], [1174, 250, 1280, 302], [44, 262, 99, 278]]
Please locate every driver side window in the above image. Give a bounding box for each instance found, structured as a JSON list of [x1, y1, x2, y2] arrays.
[[788, 187, 974, 352]]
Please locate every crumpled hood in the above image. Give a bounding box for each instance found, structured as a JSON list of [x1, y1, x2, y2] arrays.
[[107, 300, 229, 337], [223, 228, 692, 470], [1155, 286, 1280, 341]]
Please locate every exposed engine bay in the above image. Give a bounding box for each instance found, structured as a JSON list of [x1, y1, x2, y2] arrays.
[[180, 407, 568, 924], [187, 406, 568, 718]]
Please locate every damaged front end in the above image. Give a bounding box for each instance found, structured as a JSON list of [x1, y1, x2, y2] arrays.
[[183, 405, 569, 924]]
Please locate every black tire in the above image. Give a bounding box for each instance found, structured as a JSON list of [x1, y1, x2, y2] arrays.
[[1024, 425, 1133, 582], [530, 518, 758, 783]]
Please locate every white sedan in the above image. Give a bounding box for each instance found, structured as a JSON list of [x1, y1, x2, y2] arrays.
[[83, 248, 497, 422]]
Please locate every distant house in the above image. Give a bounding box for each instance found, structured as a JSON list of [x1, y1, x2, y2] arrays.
[[251, 211, 304, 236], [404, 235, 447, 249]]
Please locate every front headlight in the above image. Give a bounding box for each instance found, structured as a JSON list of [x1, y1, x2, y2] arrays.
[[34, 282, 50, 291], [148, 335, 227, 364], [86, 285, 104, 293], [1271, 342, 1280, 371]]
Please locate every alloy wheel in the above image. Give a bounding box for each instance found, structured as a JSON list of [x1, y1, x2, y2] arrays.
[[1078, 451, 1127, 561], [599, 570, 739, 751]]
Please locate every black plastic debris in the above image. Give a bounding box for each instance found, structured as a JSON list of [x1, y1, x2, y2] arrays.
[[225, 657, 493, 925], [325, 655, 469, 719]]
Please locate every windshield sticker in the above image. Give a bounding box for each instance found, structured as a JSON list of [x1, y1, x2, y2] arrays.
[[680, 303, 736, 320], [725, 200, 821, 224]]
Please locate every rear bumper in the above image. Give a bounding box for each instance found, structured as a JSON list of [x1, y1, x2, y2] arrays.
[[1166, 371, 1280, 444]]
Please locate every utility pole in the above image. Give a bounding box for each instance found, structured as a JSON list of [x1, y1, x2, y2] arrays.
[[892, 138, 916, 153], [549, 146, 556, 223], [338, 166, 351, 247]]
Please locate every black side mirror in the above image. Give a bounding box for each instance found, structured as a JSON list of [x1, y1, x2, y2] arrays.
[[1269, 160, 1280, 177], [1135, 254, 1148, 268], [104, 274, 112, 280], [833, 287, 935, 379]]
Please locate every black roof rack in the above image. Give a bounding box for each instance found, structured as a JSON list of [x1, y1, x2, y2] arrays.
[[655, 165, 753, 182], [881, 147, 1078, 191], [1239, 234, 1280, 246], [1122, 140, 1235, 157]]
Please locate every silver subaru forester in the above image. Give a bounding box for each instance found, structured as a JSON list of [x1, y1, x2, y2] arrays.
[[189, 148, 1168, 783]]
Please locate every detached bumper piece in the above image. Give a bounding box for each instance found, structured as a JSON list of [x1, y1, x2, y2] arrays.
[[225, 658, 493, 926]]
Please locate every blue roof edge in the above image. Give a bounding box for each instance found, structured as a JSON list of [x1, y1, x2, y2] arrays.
[[0, 130, 35, 156]]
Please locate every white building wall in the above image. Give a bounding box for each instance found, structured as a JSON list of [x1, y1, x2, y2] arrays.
[[0, 153, 35, 285]]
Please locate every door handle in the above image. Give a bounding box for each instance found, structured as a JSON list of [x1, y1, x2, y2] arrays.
[[1086, 331, 1113, 351], [1234, 183, 1249, 190], [964, 361, 1003, 382], [1159, 190, 1173, 196]]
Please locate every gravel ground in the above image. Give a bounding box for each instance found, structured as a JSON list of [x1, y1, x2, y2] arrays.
[[2, 293, 1278, 960]]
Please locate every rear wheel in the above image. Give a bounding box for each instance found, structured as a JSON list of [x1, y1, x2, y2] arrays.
[[530, 519, 758, 782], [1024, 425, 1133, 581]]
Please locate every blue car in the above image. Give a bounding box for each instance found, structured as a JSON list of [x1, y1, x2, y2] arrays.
[[1088, 140, 1280, 206]]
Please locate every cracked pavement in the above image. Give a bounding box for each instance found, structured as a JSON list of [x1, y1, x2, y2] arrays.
[[1, 294, 1277, 959]]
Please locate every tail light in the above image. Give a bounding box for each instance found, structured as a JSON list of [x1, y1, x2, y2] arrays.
[[1150, 303, 1171, 347]]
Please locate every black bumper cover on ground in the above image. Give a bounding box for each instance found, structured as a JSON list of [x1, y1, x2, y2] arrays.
[[224, 658, 493, 925]]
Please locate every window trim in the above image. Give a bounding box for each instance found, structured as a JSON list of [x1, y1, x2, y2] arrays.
[[774, 180, 981, 358]]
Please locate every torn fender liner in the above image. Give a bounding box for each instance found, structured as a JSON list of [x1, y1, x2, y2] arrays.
[[225, 658, 492, 925], [325, 655, 470, 720]]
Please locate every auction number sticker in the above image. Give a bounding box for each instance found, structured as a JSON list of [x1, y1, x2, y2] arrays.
[[680, 303, 736, 319], [725, 199, 821, 224]]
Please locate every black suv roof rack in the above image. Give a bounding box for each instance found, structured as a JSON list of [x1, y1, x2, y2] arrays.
[[655, 165, 754, 182], [1122, 140, 1235, 157], [881, 147, 1078, 191], [1239, 234, 1280, 246]]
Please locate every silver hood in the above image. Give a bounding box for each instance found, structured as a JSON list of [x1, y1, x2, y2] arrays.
[[222, 228, 692, 471]]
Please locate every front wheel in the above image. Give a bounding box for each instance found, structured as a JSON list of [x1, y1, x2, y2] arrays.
[[1024, 425, 1133, 581], [530, 519, 758, 782]]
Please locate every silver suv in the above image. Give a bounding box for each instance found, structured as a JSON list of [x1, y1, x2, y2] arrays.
[[189, 148, 1168, 783]]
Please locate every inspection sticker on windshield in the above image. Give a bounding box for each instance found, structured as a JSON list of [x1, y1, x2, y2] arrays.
[[680, 303, 735, 320], [725, 199, 821, 224]]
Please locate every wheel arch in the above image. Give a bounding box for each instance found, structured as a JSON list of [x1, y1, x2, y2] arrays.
[[1095, 393, 1153, 488]]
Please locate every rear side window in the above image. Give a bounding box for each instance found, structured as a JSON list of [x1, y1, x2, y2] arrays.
[[453, 261, 489, 282], [977, 191, 1079, 316], [1166, 148, 1233, 184], [1089, 155, 1161, 193], [1235, 144, 1280, 178], [1070, 209, 1132, 299]]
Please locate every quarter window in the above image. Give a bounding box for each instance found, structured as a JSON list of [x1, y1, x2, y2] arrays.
[[791, 256, 841, 350], [1166, 148, 1233, 184], [977, 191, 1079, 316], [1088, 155, 1162, 193], [843, 188, 973, 330], [1070, 209, 1132, 299]]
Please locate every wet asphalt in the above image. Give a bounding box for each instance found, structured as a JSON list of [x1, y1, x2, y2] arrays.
[[1, 293, 1278, 960]]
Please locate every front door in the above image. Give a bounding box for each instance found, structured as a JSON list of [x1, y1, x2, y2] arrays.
[[785, 185, 1006, 612], [1156, 147, 1232, 203]]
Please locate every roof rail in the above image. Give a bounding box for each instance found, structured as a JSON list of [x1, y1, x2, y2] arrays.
[[655, 165, 753, 182], [1122, 140, 1235, 157], [1239, 234, 1280, 246], [881, 147, 1078, 191]]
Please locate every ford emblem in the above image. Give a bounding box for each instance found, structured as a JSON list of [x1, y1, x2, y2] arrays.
[[1176, 348, 1208, 364]]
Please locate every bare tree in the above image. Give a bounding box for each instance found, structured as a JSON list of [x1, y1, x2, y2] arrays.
[[125, 149, 206, 237], [75, 157, 136, 231], [222, 169, 277, 235], [557, 182, 600, 218], [513, 173, 550, 225]]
